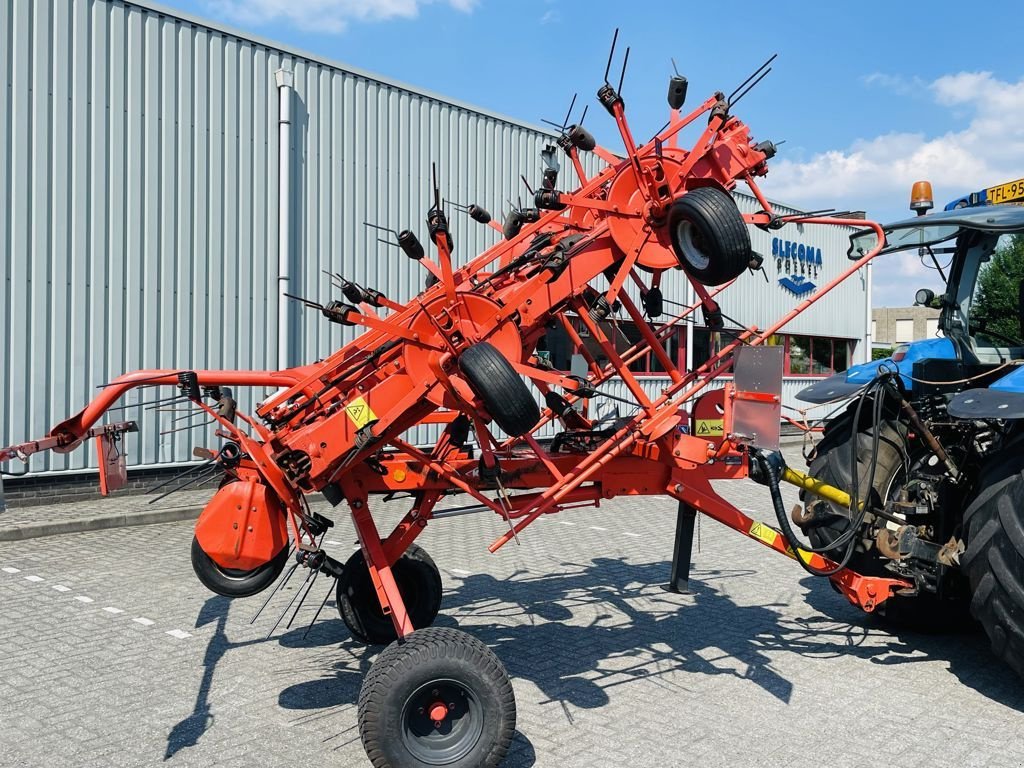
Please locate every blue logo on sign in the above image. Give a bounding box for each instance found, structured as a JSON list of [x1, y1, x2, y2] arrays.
[[773, 237, 821, 296], [778, 275, 816, 296]]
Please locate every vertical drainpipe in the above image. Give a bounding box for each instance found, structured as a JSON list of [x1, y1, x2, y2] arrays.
[[864, 260, 873, 363], [275, 68, 295, 371]]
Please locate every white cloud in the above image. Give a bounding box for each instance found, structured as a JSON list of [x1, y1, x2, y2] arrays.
[[761, 71, 1024, 306], [765, 71, 1024, 216], [862, 72, 926, 96], [205, 0, 477, 34]]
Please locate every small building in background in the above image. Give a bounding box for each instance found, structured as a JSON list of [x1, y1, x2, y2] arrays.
[[872, 306, 942, 349]]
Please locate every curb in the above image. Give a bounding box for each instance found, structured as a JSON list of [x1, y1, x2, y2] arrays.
[[0, 505, 203, 542], [0, 438, 812, 542]]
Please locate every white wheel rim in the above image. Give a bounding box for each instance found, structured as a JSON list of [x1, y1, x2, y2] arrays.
[[677, 220, 709, 270]]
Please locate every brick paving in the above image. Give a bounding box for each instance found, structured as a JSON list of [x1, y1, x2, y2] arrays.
[[1, 446, 1023, 767]]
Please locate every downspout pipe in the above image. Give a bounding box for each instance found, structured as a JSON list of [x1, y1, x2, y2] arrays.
[[275, 68, 294, 371], [864, 260, 873, 364]]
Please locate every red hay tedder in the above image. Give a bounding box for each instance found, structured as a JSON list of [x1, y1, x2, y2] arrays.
[[1, 39, 900, 768]]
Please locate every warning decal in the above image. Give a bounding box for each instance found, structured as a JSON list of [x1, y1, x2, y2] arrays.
[[748, 521, 779, 547], [695, 419, 724, 437], [786, 545, 813, 564], [344, 396, 377, 429]]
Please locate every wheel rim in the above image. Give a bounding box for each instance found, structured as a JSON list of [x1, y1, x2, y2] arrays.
[[401, 679, 482, 765], [676, 219, 709, 270]]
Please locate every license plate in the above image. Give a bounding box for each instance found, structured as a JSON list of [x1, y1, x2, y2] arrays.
[[987, 179, 1024, 205]]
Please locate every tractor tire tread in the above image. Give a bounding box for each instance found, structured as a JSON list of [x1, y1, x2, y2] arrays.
[[964, 464, 1024, 679]]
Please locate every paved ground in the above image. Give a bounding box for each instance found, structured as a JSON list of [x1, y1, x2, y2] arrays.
[[2, 451, 1024, 767]]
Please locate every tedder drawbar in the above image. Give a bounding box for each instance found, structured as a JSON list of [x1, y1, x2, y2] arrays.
[[2, 41, 904, 767]]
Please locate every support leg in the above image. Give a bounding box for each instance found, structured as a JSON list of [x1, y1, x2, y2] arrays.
[[664, 499, 697, 594], [343, 488, 414, 639]]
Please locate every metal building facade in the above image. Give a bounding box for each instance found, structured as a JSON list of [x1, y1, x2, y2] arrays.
[[1, 0, 866, 477], [0, 0, 605, 473]]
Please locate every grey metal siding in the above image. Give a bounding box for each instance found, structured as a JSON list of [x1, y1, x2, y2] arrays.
[[1, 0, 864, 475], [0, 0, 603, 473]]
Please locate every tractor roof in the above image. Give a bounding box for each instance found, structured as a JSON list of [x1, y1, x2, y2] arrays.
[[847, 204, 1024, 259]]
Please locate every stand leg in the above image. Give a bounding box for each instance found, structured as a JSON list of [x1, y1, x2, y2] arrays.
[[664, 499, 697, 594]]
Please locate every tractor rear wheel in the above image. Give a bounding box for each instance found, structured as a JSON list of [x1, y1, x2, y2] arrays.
[[458, 341, 540, 437], [667, 186, 751, 286], [336, 543, 443, 644], [190, 535, 290, 598], [802, 413, 971, 630], [358, 627, 516, 768], [962, 451, 1024, 678]]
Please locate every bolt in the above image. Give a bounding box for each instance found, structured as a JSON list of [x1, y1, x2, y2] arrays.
[[674, 484, 682, 493], [353, 500, 363, 509]]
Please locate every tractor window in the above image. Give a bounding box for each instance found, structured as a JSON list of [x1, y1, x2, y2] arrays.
[[965, 234, 1024, 356]]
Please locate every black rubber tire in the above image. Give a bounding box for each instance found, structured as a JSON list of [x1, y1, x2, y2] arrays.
[[190, 535, 289, 598], [962, 452, 1024, 678], [804, 417, 908, 561], [458, 341, 540, 437], [804, 415, 971, 630], [358, 627, 516, 768], [667, 186, 751, 285], [337, 543, 443, 644]]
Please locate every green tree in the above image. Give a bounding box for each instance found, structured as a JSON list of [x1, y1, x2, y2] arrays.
[[972, 234, 1024, 342]]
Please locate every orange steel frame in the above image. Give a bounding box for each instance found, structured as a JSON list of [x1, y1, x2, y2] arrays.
[[1, 80, 909, 636]]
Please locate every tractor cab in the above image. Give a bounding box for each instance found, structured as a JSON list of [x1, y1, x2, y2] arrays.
[[798, 200, 1024, 404]]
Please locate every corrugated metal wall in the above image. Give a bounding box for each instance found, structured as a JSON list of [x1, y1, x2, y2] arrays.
[[0, 0, 605, 473], [1, 0, 865, 476]]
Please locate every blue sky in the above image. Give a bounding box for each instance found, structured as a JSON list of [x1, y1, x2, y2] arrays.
[[160, 0, 1024, 306]]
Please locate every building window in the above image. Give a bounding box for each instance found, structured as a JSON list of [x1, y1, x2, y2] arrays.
[[573, 317, 684, 376], [895, 319, 914, 344], [789, 334, 811, 374], [692, 327, 741, 372]]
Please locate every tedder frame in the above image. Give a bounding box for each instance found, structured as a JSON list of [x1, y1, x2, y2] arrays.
[[2, 39, 900, 768]]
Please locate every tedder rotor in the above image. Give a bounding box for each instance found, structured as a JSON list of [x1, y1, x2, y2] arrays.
[[1, 38, 901, 768]]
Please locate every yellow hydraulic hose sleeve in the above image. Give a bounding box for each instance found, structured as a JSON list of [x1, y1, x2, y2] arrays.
[[780, 466, 854, 509]]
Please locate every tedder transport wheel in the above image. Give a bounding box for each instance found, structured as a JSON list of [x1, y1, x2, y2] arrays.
[[458, 341, 540, 437], [358, 627, 516, 768], [962, 450, 1024, 678], [337, 543, 443, 644], [802, 413, 970, 630], [667, 186, 751, 286], [190, 536, 289, 598]]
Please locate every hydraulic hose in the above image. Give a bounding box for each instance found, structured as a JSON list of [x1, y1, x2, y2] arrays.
[[753, 449, 854, 577]]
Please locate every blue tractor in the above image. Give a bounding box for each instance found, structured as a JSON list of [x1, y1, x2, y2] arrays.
[[795, 192, 1024, 675]]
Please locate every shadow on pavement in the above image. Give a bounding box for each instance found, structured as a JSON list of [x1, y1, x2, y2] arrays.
[[797, 573, 1024, 713], [181, 553, 1024, 761], [164, 592, 355, 761]]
